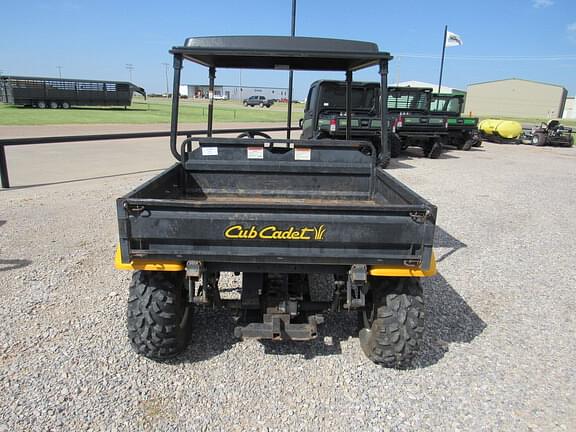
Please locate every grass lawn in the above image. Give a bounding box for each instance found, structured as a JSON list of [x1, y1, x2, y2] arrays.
[[0, 97, 304, 125]]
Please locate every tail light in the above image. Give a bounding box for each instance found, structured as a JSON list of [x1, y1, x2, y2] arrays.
[[329, 118, 337, 132], [393, 116, 404, 131]]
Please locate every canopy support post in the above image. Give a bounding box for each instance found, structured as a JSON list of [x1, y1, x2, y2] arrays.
[[345, 70, 352, 140], [207, 67, 216, 137], [169, 54, 183, 161]]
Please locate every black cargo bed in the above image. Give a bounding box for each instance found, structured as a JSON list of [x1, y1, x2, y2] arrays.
[[117, 138, 436, 271]]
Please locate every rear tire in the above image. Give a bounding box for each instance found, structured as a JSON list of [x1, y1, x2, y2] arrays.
[[462, 139, 474, 151], [424, 141, 442, 159], [49, 101, 59, 109], [127, 270, 192, 360], [61, 102, 70, 109], [532, 132, 547, 146], [359, 278, 424, 368], [390, 135, 402, 158], [259, 102, 265, 108], [377, 152, 391, 169], [37, 101, 46, 109]]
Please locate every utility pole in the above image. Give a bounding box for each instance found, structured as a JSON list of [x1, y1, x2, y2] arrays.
[[162, 62, 170, 96], [286, 0, 296, 139], [57, 66, 63, 79], [126, 64, 135, 82]]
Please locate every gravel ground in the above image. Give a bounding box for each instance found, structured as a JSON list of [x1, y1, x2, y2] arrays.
[[1, 142, 575, 431]]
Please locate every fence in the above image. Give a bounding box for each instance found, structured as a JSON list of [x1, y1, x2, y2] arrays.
[[0, 126, 296, 189]]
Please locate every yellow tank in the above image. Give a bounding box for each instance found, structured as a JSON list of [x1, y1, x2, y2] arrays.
[[479, 119, 523, 140]]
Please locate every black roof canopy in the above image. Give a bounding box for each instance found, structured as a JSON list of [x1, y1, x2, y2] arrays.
[[170, 36, 392, 71]]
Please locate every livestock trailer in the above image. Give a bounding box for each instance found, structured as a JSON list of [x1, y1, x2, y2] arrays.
[[0, 75, 146, 108]]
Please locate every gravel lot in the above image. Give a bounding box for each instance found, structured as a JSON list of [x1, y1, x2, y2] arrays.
[[1, 140, 575, 431]]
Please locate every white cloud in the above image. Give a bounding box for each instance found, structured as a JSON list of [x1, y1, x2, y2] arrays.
[[568, 22, 576, 42], [532, 0, 554, 8]]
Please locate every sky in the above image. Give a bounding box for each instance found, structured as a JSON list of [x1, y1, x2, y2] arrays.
[[1, 0, 575, 98]]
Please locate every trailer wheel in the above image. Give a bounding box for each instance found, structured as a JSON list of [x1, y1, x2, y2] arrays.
[[127, 270, 192, 360], [359, 277, 424, 368], [259, 102, 265, 108], [37, 101, 46, 109], [532, 132, 547, 146], [49, 101, 59, 109], [61, 102, 70, 109]]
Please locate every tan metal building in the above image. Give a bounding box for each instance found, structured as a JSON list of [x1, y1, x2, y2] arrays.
[[562, 97, 575, 119], [464, 78, 567, 118]]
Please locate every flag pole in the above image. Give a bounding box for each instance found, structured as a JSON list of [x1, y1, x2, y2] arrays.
[[437, 25, 447, 94]]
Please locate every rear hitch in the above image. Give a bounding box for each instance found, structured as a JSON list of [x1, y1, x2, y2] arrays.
[[234, 313, 323, 341], [344, 264, 367, 309]]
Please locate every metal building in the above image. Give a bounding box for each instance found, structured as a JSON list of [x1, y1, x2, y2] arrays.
[[562, 97, 575, 119], [464, 78, 568, 118], [179, 84, 289, 101]]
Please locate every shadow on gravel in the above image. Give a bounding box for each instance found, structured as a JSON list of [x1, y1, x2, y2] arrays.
[[434, 225, 467, 263], [258, 312, 357, 359], [415, 272, 486, 368], [0, 259, 33, 272], [0, 221, 33, 271], [168, 310, 239, 364]]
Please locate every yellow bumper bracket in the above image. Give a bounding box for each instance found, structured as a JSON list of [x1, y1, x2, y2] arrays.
[[114, 246, 185, 272]]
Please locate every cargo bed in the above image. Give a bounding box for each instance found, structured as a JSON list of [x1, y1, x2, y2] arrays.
[[117, 138, 436, 272]]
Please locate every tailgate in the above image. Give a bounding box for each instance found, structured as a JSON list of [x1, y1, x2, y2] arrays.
[[118, 197, 435, 267]]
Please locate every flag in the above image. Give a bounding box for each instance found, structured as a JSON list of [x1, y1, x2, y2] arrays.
[[445, 31, 463, 47]]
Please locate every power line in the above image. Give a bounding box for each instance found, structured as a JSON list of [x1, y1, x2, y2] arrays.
[[396, 53, 576, 61]]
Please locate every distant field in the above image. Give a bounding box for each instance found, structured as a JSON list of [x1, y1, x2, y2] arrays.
[[0, 97, 304, 125]]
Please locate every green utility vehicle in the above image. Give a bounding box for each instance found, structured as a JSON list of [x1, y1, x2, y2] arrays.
[[300, 80, 386, 165], [430, 94, 480, 150], [387, 87, 447, 159], [115, 36, 438, 369]]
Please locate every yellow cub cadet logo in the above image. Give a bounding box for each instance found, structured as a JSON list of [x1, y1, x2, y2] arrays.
[[224, 224, 326, 241]]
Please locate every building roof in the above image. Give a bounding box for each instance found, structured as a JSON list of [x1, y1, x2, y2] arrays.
[[183, 84, 288, 90], [468, 77, 567, 90], [396, 80, 464, 94], [170, 36, 392, 71]]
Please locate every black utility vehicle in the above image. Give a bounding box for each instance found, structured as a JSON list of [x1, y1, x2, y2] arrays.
[[300, 80, 385, 162], [430, 94, 480, 150], [388, 87, 447, 159], [115, 36, 437, 368], [243, 95, 274, 107]]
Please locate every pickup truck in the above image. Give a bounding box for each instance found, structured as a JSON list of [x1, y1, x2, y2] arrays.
[[115, 35, 437, 369], [243, 95, 273, 107]]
